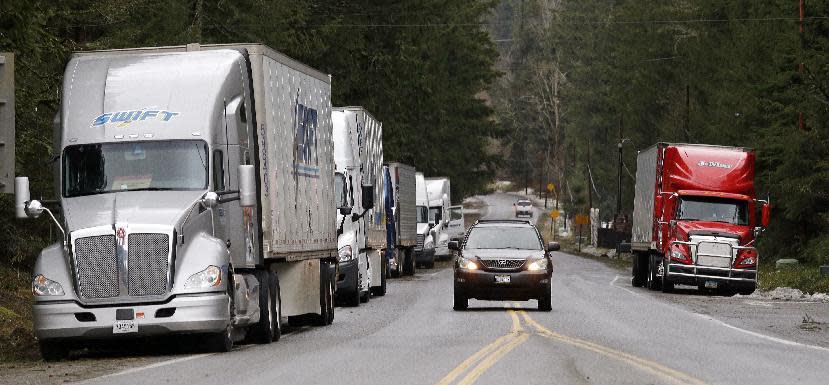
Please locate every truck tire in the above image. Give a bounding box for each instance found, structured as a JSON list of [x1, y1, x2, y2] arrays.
[[271, 270, 282, 341], [314, 266, 335, 326], [647, 254, 662, 291], [391, 249, 402, 278], [39, 340, 70, 362], [453, 291, 468, 310], [631, 252, 646, 287], [425, 253, 435, 269], [660, 260, 674, 293], [371, 258, 387, 296], [251, 270, 275, 344], [209, 280, 235, 352], [360, 286, 371, 303], [404, 249, 416, 276]]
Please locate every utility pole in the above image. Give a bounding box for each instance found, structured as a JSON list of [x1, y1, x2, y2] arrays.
[[798, 0, 806, 131], [586, 139, 592, 243], [616, 116, 623, 217], [684, 85, 691, 141]]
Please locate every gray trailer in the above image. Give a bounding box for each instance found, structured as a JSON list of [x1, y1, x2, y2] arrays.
[[16, 43, 337, 360], [386, 162, 417, 277]]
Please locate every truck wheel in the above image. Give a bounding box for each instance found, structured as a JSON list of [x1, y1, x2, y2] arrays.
[[314, 268, 335, 326], [647, 254, 662, 291], [538, 285, 552, 311], [660, 260, 674, 293], [252, 270, 275, 343], [209, 281, 235, 352], [371, 258, 387, 296], [426, 253, 435, 269], [39, 340, 70, 362], [630, 253, 648, 287], [391, 250, 401, 278], [360, 286, 371, 303], [404, 249, 415, 276], [271, 270, 282, 341], [453, 291, 468, 310]]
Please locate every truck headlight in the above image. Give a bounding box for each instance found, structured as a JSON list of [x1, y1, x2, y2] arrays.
[[457, 256, 478, 270], [527, 258, 548, 271], [338, 245, 353, 262], [32, 274, 64, 296], [184, 265, 222, 289]]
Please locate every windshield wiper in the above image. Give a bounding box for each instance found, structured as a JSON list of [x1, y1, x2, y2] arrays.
[[123, 187, 177, 192]]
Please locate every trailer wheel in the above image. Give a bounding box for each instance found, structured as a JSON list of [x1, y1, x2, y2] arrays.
[[314, 264, 335, 326], [390, 249, 401, 278], [252, 270, 275, 343], [271, 270, 282, 341], [39, 340, 70, 362], [403, 249, 415, 276], [360, 286, 371, 303]]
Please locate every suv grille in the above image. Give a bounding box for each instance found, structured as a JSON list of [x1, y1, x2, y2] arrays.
[[416, 234, 425, 250], [74, 235, 119, 298], [479, 259, 525, 270], [127, 233, 170, 296]]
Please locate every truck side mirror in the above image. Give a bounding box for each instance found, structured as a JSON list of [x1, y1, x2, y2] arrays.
[[361, 185, 374, 210], [546, 242, 560, 252], [238, 165, 256, 208], [339, 207, 352, 216], [14, 177, 31, 219], [448, 241, 460, 251], [761, 203, 771, 228]]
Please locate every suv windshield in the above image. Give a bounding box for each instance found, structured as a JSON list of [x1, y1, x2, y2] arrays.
[[63, 140, 208, 197], [465, 226, 542, 250], [677, 196, 749, 226], [517, 201, 531, 206], [417, 206, 429, 223]]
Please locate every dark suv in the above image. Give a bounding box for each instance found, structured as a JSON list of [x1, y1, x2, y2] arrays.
[[450, 220, 558, 311]]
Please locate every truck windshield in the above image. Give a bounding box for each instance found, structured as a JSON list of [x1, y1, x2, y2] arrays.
[[63, 140, 208, 197], [465, 226, 542, 250], [676, 196, 749, 226], [417, 206, 429, 223]]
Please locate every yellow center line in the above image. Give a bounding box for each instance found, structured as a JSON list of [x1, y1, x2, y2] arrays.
[[518, 310, 708, 385], [436, 306, 528, 385], [456, 331, 529, 385]]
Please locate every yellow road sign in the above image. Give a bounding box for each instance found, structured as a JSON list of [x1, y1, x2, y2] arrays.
[[575, 214, 589, 226], [546, 183, 555, 192], [549, 209, 560, 219]]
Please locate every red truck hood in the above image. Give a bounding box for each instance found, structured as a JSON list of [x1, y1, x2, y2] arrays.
[[673, 220, 752, 243]]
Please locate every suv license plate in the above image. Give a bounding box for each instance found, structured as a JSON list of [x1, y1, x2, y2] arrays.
[[704, 281, 719, 289], [495, 275, 510, 284], [113, 320, 137, 334]]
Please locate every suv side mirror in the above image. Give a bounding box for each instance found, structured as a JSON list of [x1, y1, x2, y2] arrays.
[[546, 242, 560, 252], [761, 203, 771, 228], [15, 177, 31, 219], [448, 241, 460, 251], [361, 185, 374, 210], [238, 165, 256, 208]]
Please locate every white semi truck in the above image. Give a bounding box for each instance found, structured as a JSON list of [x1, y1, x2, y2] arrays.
[[415, 172, 436, 268], [425, 177, 464, 258], [15, 43, 338, 360], [385, 162, 417, 276], [332, 107, 386, 306]]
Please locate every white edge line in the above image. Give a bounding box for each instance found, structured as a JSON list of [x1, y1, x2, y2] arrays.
[[76, 353, 215, 383], [611, 275, 829, 353]]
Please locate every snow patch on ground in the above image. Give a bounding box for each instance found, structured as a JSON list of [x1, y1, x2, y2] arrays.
[[738, 287, 829, 302]]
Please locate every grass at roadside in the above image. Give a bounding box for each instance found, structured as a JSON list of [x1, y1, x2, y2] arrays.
[[758, 264, 829, 294], [0, 264, 39, 361]]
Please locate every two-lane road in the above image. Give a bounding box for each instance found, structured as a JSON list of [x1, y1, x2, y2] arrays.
[[4, 192, 828, 385]]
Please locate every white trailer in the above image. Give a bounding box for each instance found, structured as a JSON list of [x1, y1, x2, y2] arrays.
[[386, 162, 417, 276]]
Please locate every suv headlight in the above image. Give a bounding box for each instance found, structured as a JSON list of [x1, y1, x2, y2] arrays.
[[32, 274, 64, 296], [184, 265, 222, 289], [527, 258, 548, 271], [338, 245, 353, 262], [457, 256, 478, 270]]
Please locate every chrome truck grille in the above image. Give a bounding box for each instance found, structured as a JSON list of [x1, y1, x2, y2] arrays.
[[127, 233, 170, 296], [416, 234, 425, 250], [73, 233, 170, 299], [74, 235, 120, 298], [695, 241, 733, 268], [479, 259, 525, 270]]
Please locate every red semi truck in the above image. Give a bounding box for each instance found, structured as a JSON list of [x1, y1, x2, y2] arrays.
[[630, 143, 770, 294]]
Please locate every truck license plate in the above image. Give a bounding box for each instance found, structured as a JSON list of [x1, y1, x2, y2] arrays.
[[495, 275, 510, 284], [704, 280, 719, 289], [113, 320, 137, 334]]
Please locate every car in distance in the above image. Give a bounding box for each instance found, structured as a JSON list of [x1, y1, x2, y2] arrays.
[[450, 220, 558, 311], [514, 199, 533, 218]]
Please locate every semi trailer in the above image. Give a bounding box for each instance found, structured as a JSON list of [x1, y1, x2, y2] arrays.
[[16, 43, 338, 360], [332, 106, 386, 306], [385, 162, 417, 277], [629, 143, 770, 294]]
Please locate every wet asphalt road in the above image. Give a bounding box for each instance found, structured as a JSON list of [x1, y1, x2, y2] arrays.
[[4, 192, 829, 385]]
